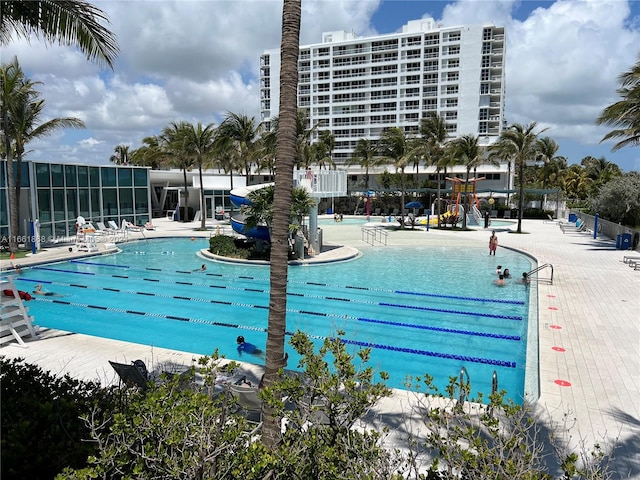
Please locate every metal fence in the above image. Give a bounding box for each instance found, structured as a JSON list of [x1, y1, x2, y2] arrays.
[[568, 210, 639, 251]]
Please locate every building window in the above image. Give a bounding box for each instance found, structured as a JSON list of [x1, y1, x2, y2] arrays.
[[35, 163, 50, 187], [51, 164, 63, 187]]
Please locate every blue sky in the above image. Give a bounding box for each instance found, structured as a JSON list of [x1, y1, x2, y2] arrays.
[[3, 0, 640, 172]]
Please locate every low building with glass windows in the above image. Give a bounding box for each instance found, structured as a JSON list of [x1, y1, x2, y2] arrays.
[[0, 161, 247, 249], [1, 161, 152, 247]]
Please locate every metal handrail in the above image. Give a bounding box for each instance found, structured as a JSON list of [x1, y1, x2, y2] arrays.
[[488, 370, 499, 417], [491, 370, 498, 395], [361, 226, 388, 246], [527, 263, 554, 284], [458, 366, 470, 405]]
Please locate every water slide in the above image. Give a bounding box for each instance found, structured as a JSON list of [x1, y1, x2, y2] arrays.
[[229, 183, 273, 241]]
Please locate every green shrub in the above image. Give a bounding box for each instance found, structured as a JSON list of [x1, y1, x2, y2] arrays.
[[208, 235, 249, 258], [0, 357, 118, 480]]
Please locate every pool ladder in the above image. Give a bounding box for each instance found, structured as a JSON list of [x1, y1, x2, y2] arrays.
[[457, 367, 499, 415], [527, 263, 554, 284]]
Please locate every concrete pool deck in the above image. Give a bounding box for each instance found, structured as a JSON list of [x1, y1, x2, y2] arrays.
[[1, 216, 638, 477]]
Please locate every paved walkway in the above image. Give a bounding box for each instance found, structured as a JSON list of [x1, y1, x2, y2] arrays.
[[1, 216, 638, 477]]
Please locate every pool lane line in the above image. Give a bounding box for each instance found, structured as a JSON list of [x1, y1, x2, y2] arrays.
[[34, 281, 520, 341], [71, 260, 129, 268], [338, 337, 517, 368], [32, 271, 523, 323], [378, 302, 521, 321], [33, 296, 516, 367], [63, 262, 523, 306], [358, 317, 520, 341]]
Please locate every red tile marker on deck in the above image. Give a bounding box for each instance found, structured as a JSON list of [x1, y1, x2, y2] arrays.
[[552, 346, 566, 352], [554, 379, 571, 387]]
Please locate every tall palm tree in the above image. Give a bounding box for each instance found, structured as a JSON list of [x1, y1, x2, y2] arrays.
[[448, 134, 484, 229], [420, 114, 449, 219], [580, 155, 622, 185], [597, 56, 640, 152], [109, 144, 130, 165], [217, 112, 261, 183], [316, 129, 335, 169], [536, 137, 565, 187], [348, 138, 384, 191], [1, 57, 33, 252], [0, 0, 119, 68], [561, 164, 593, 201], [535, 137, 566, 209], [179, 122, 217, 230], [492, 122, 548, 233], [379, 127, 415, 226], [160, 121, 194, 222], [129, 135, 168, 169], [8, 87, 85, 217], [262, 0, 301, 449]]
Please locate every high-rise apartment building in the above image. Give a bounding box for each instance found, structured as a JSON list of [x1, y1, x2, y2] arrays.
[[259, 18, 506, 166]]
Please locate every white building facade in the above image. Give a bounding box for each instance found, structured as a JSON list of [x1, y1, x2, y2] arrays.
[[260, 18, 506, 167]]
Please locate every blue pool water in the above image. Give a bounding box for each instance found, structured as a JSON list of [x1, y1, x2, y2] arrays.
[[15, 237, 533, 402]]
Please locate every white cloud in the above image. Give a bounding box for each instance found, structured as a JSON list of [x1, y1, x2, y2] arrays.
[[1, 0, 638, 171]]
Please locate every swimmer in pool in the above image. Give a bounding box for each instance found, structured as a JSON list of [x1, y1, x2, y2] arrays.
[[236, 336, 264, 358], [33, 284, 62, 296]]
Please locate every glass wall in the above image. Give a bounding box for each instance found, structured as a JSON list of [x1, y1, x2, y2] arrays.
[[10, 161, 153, 245]]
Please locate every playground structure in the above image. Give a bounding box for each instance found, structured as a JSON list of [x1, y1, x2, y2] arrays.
[[414, 177, 486, 227], [448, 177, 484, 218]]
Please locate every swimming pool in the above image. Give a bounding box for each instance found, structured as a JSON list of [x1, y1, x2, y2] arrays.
[[15, 237, 534, 403]]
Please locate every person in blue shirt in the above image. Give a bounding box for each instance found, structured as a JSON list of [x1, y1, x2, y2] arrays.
[[236, 336, 264, 357]]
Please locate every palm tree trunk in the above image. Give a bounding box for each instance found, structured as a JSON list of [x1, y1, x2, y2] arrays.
[[198, 163, 206, 230], [517, 159, 525, 233], [2, 109, 18, 253], [181, 167, 189, 222], [262, 0, 301, 449]]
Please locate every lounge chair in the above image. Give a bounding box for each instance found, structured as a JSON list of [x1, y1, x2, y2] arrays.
[[107, 220, 124, 232], [544, 214, 563, 224], [109, 359, 150, 390], [96, 221, 115, 234], [230, 381, 263, 426], [122, 220, 144, 232], [622, 255, 640, 264], [560, 219, 588, 233]]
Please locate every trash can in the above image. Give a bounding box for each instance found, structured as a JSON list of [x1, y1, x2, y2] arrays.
[[620, 233, 632, 250], [616, 234, 622, 249], [327, 207, 332, 215], [568, 213, 577, 223]]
